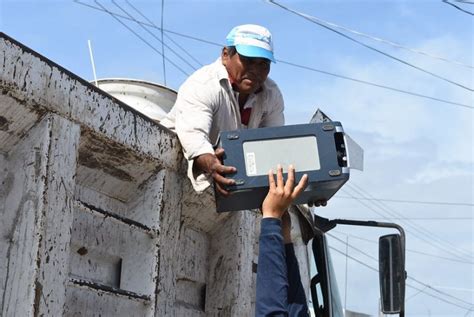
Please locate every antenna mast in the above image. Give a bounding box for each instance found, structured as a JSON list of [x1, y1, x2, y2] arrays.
[[88, 40, 99, 87]]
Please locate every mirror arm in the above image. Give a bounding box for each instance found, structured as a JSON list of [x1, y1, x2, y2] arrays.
[[326, 219, 406, 316]]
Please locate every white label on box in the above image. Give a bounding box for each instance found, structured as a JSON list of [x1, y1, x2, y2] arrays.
[[246, 152, 257, 175]]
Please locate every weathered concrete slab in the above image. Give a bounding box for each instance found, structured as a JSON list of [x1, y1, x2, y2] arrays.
[[65, 283, 153, 317], [155, 169, 183, 316], [205, 210, 259, 317], [34, 114, 81, 316], [69, 202, 158, 296], [1, 116, 51, 316], [0, 95, 45, 154], [175, 227, 209, 313], [0, 33, 181, 170]]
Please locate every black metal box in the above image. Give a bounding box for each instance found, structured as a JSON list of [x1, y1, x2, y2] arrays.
[[215, 122, 350, 212]]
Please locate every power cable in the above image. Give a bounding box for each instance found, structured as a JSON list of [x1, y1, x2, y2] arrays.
[[329, 245, 473, 310], [340, 186, 473, 263], [327, 236, 474, 307], [73, 0, 471, 110], [266, 1, 473, 69], [125, 0, 204, 67], [345, 183, 474, 261], [110, 0, 197, 72], [340, 187, 472, 264], [266, 0, 474, 92], [345, 184, 474, 261], [443, 0, 474, 15], [336, 195, 474, 207], [405, 286, 427, 302], [277, 60, 472, 109], [408, 276, 474, 307], [347, 183, 474, 260], [74, 0, 222, 47], [327, 232, 378, 262], [160, 0, 166, 85], [93, 0, 189, 77], [330, 230, 474, 265]]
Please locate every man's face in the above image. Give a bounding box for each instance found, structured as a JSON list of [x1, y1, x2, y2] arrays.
[[222, 47, 271, 95]]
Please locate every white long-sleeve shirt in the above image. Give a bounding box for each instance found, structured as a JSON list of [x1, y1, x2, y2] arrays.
[[161, 58, 284, 192]]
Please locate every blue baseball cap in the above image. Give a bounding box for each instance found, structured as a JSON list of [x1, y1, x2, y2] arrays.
[[226, 24, 275, 63]]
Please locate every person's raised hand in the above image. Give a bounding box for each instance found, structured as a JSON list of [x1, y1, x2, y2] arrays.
[[194, 148, 236, 196], [262, 164, 308, 219]]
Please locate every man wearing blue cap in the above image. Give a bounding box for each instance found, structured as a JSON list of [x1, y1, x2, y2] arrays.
[[162, 24, 309, 316], [161, 24, 284, 195]]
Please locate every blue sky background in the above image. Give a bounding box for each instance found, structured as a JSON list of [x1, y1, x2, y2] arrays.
[[2, 0, 473, 316]]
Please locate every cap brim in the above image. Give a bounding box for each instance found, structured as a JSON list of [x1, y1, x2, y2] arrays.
[[235, 44, 275, 63]]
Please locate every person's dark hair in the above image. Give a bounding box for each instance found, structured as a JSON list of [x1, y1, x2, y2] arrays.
[[225, 46, 237, 56]]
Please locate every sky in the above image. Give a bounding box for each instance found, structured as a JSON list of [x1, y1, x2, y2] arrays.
[[1, 0, 473, 316]]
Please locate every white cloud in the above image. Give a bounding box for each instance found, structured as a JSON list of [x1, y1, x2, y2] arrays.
[[406, 161, 474, 184]]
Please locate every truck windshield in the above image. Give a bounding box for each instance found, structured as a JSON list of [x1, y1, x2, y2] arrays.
[[308, 234, 344, 317], [326, 247, 344, 317]]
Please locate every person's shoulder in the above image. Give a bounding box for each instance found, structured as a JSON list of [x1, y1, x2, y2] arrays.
[[263, 77, 283, 101], [183, 59, 224, 87], [264, 77, 280, 90], [177, 59, 225, 104]]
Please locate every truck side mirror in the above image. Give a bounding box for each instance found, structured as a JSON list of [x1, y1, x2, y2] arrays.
[[379, 234, 405, 314]]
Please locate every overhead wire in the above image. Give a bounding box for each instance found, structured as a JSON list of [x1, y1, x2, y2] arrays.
[[266, 1, 473, 69], [336, 195, 474, 207], [405, 285, 428, 302], [73, 0, 471, 110], [339, 186, 474, 263], [266, 0, 473, 92], [125, 0, 204, 67], [328, 245, 473, 310], [408, 276, 474, 307], [347, 182, 474, 259], [327, 236, 474, 308], [277, 60, 472, 109], [327, 232, 378, 262], [344, 183, 474, 261], [93, 0, 189, 77], [443, 0, 474, 15], [329, 244, 474, 308], [74, 0, 222, 47], [330, 230, 474, 265], [338, 186, 472, 261], [160, 0, 166, 85], [110, 0, 197, 72]]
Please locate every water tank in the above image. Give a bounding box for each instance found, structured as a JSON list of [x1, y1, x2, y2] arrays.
[[95, 79, 177, 122]]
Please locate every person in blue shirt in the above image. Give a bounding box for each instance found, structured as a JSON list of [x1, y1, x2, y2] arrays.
[[256, 164, 310, 317]]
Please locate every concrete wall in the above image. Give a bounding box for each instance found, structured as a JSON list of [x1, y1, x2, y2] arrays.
[[0, 32, 252, 317], [0, 32, 310, 317]]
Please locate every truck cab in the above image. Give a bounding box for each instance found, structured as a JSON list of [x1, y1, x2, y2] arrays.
[[298, 209, 406, 317]]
